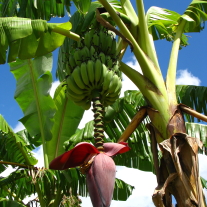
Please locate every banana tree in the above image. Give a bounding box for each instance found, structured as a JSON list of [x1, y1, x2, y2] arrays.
[[1, 0, 207, 207]]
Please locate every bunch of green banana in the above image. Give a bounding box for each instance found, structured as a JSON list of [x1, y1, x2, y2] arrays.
[[66, 60, 122, 109], [65, 22, 122, 109]]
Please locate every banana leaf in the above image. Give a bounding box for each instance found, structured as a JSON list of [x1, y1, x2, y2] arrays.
[[183, 0, 207, 32], [9, 54, 56, 147], [147, 6, 189, 47], [0, 18, 71, 63], [0, 115, 37, 173], [46, 83, 84, 163]]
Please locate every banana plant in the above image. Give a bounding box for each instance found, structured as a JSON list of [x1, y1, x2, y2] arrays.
[[1, 0, 207, 207]]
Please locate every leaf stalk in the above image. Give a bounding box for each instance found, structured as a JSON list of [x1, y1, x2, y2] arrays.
[[166, 19, 186, 104]]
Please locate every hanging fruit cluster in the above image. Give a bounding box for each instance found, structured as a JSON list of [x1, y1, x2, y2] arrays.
[[65, 21, 122, 110]]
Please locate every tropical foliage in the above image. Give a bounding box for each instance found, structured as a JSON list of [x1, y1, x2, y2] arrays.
[[0, 0, 207, 206]]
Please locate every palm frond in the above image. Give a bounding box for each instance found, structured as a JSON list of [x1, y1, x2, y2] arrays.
[[0, 18, 71, 63]]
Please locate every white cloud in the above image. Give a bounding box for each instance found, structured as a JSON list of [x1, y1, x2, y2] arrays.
[[13, 122, 25, 133], [176, 69, 201, 86], [50, 80, 60, 98]]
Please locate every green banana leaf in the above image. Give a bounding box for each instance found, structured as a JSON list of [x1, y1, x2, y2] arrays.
[[183, 0, 207, 32], [46, 83, 84, 163], [0, 0, 70, 20], [185, 122, 207, 150], [0, 115, 37, 173], [0, 18, 71, 63], [72, 0, 91, 14], [176, 85, 207, 122], [147, 0, 207, 47], [93, 0, 123, 13], [9, 54, 56, 146], [147, 6, 189, 47]]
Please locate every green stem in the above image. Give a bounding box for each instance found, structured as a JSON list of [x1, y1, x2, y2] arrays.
[[0, 161, 33, 169], [52, 27, 80, 41], [136, 0, 161, 72], [51, 186, 63, 207], [35, 182, 46, 207], [120, 0, 138, 39], [92, 90, 105, 152], [120, 61, 171, 140], [166, 19, 186, 105], [98, 0, 168, 103], [28, 60, 49, 168]]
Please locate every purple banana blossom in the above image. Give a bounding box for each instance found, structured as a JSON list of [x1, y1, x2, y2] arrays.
[[50, 142, 130, 207]]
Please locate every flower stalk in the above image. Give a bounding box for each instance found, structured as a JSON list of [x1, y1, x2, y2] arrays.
[[92, 95, 105, 152]]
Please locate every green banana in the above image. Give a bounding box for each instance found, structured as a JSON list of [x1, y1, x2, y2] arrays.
[[72, 66, 86, 90], [107, 73, 120, 94], [99, 30, 107, 52], [98, 52, 106, 64], [112, 62, 119, 74], [103, 33, 114, 54], [90, 46, 96, 59], [67, 75, 84, 95], [92, 33, 99, 48], [99, 63, 107, 85], [106, 56, 113, 68], [69, 55, 76, 70], [108, 39, 117, 58], [80, 62, 90, 86], [74, 98, 91, 110], [73, 49, 82, 66], [94, 59, 103, 86], [81, 46, 90, 61], [86, 60, 95, 85], [67, 88, 87, 102], [84, 30, 94, 48], [102, 69, 113, 92]]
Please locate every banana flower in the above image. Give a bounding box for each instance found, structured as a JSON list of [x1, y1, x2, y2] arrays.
[[50, 142, 130, 207]]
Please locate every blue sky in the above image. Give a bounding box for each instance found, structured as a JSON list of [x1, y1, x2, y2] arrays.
[[0, 1, 207, 206]]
